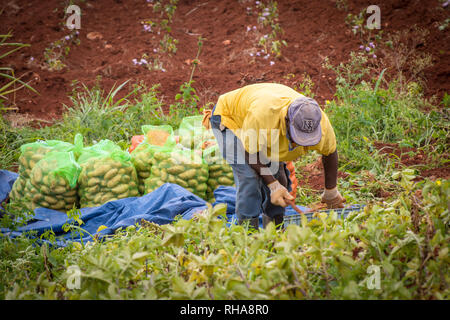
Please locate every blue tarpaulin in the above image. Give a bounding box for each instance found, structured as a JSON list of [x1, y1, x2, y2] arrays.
[[0, 170, 307, 245], [0, 170, 18, 212]]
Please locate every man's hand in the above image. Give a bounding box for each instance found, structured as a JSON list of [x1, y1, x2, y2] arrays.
[[268, 180, 294, 207], [321, 187, 346, 209]]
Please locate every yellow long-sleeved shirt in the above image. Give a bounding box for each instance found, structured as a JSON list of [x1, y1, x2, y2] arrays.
[[213, 83, 336, 162]]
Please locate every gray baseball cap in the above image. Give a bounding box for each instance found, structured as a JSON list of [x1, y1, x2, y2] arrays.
[[287, 96, 322, 146]]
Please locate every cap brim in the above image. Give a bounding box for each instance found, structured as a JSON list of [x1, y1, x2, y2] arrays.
[[289, 122, 322, 147]]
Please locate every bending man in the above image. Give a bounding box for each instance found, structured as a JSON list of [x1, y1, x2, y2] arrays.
[[208, 83, 345, 229]]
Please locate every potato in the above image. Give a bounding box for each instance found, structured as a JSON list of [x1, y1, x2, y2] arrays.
[[87, 177, 101, 187], [106, 175, 121, 188], [104, 168, 118, 180], [179, 169, 197, 180], [166, 165, 184, 175], [112, 184, 128, 195], [218, 177, 234, 185]]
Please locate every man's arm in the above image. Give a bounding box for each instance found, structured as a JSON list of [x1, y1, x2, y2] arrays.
[[245, 151, 293, 207], [245, 151, 276, 185], [321, 149, 346, 208], [322, 150, 338, 189]]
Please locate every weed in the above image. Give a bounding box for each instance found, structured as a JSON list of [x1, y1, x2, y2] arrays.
[[0, 32, 38, 110], [345, 8, 383, 59], [159, 34, 178, 54], [294, 73, 315, 98], [133, 54, 165, 72], [175, 81, 200, 109], [43, 30, 80, 71], [381, 27, 433, 91], [246, 0, 287, 61], [164, 0, 178, 22], [335, 0, 348, 11], [441, 93, 450, 108], [141, 1, 179, 57]]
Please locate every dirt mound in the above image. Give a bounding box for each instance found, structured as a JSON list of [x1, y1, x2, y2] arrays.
[[1, 0, 448, 122]]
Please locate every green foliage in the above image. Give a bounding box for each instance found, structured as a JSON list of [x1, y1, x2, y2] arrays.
[[324, 52, 449, 171], [441, 92, 450, 108], [0, 32, 38, 110], [291, 72, 315, 98], [159, 34, 178, 55], [175, 80, 200, 109], [1, 179, 448, 299]]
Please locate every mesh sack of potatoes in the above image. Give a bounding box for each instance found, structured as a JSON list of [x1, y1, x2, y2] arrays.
[[9, 136, 81, 206], [131, 125, 176, 194], [22, 151, 81, 212], [78, 140, 139, 208], [144, 147, 209, 199], [202, 142, 235, 202], [178, 115, 215, 150]]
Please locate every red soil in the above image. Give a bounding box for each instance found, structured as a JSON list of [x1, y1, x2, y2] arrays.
[[298, 141, 450, 194], [1, 0, 449, 122], [296, 157, 349, 191]]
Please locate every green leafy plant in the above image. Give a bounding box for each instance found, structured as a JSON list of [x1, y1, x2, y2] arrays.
[[175, 80, 200, 109], [145, 0, 179, 56], [1, 179, 448, 299], [164, 0, 178, 22], [292, 72, 315, 98], [172, 36, 203, 113]]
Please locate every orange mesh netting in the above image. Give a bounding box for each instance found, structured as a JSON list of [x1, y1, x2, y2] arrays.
[[286, 161, 298, 198]]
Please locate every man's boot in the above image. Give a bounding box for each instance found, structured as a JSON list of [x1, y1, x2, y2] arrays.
[[262, 214, 284, 230], [238, 217, 260, 230]]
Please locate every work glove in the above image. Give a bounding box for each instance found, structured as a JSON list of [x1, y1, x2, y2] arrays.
[[268, 180, 294, 207], [321, 187, 346, 209]]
